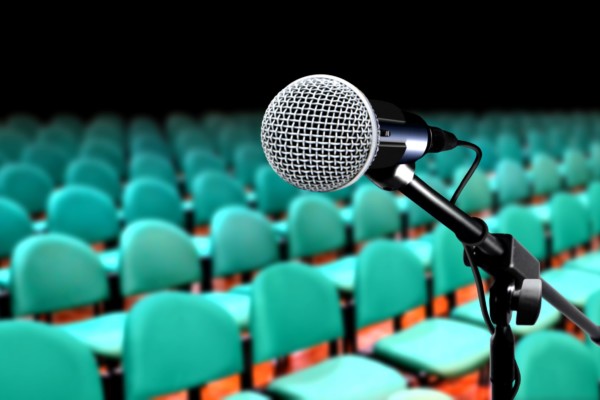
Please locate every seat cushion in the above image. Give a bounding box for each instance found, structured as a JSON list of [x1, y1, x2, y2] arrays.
[[32, 219, 47, 233], [0, 268, 10, 288], [566, 252, 600, 274], [318, 256, 357, 292], [271, 220, 288, 237], [541, 268, 600, 308], [267, 354, 407, 400], [202, 292, 250, 330], [451, 296, 561, 336], [225, 391, 270, 400], [339, 207, 354, 225], [387, 388, 452, 400], [192, 236, 212, 259], [230, 283, 253, 296], [58, 312, 127, 359], [99, 248, 120, 273], [374, 318, 489, 378]]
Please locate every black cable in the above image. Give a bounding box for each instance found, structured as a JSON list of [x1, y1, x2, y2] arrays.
[[450, 140, 482, 204], [464, 244, 494, 334], [449, 140, 521, 397]]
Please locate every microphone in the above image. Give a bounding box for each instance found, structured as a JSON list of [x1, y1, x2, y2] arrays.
[[261, 74, 458, 192]]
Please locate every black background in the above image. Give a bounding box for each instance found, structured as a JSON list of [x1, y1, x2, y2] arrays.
[[3, 36, 599, 120]]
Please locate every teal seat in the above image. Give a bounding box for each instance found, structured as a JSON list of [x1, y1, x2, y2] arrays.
[[562, 148, 590, 189], [515, 331, 599, 400], [128, 152, 178, 188], [233, 143, 267, 187], [48, 185, 119, 245], [37, 125, 79, 154], [493, 159, 530, 206], [472, 136, 496, 172], [65, 158, 121, 203], [166, 113, 196, 140], [119, 220, 249, 329], [5, 114, 39, 138], [540, 268, 600, 308], [0, 163, 53, 214], [251, 264, 408, 399], [183, 149, 226, 191], [122, 177, 184, 227], [124, 292, 267, 400], [0, 127, 29, 160], [191, 171, 247, 227], [79, 138, 125, 178], [211, 206, 279, 279], [0, 197, 32, 260], [549, 192, 590, 255], [355, 240, 490, 378], [427, 146, 472, 182], [0, 321, 104, 400], [525, 129, 548, 159], [324, 184, 354, 204], [130, 135, 171, 159], [589, 141, 600, 180], [21, 142, 69, 185], [351, 185, 400, 243], [387, 389, 452, 400], [174, 127, 214, 163], [10, 234, 126, 358], [287, 194, 357, 291], [496, 132, 523, 162], [254, 164, 300, 217], [529, 153, 561, 198]]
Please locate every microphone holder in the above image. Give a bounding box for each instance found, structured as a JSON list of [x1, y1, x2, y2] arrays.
[[367, 163, 600, 400]]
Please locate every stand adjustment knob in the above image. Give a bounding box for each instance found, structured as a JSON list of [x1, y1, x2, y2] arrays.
[[512, 278, 542, 325]]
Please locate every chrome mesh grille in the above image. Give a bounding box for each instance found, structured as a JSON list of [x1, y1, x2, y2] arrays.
[[261, 75, 379, 192]]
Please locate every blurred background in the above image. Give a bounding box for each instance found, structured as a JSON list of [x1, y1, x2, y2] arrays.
[[1, 44, 600, 400]]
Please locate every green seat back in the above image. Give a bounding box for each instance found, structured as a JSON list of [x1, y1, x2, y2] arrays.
[[129, 153, 177, 188], [515, 331, 598, 400], [251, 262, 343, 363], [590, 142, 600, 180], [79, 138, 125, 177], [0, 321, 103, 400], [254, 165, 300, 216], [498, 205, 546, 261], [129, 116, 160, 137], [526, 129, 547, 157], [211, 206, 279, 277], [355, 240, 427, 329], [288, 194, 346, 259], [549, 192, 591, 254], [452, 166, 492, 214], [47, 186, 119, 244], [50, 114, 83, 135], [65, 158, 121, 203], [124, 293, 242, 400], [324, 185, 354, 203], [406, 172, 447, 228], [166, 113, 195, 140], [472, 136, 496, 172], [587, 182, 600, 236], [431, 225, 475, 296], [496, 133, 522, 162], [37, 126, 79, 154], [123, 178, 184, 227], [428, 146, 472, 181], [10, 234, 109, 316], [0, 128, 29, 160], [191, 171, 246, 226], [183, 149, 226, 190], [21, 142, 69, 185], [6, 114, 39, 138], [563, 148, 590, 189], [585, 291, 600, 378], [175, 128, 214, 162], [84, 121, 124, 148], [130, 136, 171, 159], [530, 153, 561, 197], [233, 143, 267, 187], [119, 220, 200, 296], [0, 197, 32, 259], [0, 163, 53, 214], [495, 159, 530, 206], [352, 185, 400, 243]]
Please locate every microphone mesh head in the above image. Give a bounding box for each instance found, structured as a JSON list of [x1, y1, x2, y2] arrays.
[[261, 74, 379, 192]]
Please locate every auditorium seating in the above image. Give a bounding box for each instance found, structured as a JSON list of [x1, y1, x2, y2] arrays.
[[1, 110, 600, 399]]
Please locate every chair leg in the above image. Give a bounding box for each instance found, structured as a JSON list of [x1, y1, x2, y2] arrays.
[[102, 358, 123, 400], [188, 387, 201, 400], [106, 273, 123, 311], [241, 336, 254, 389], [0, 290, 10, 318], [343, 302, 356, 353], [478, 362, 490, 386], [425, 273, 434, 317], [201, 259, 213, 291]]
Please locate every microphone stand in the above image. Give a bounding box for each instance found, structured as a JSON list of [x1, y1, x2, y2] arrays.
[[367, 163, 600, 399]]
